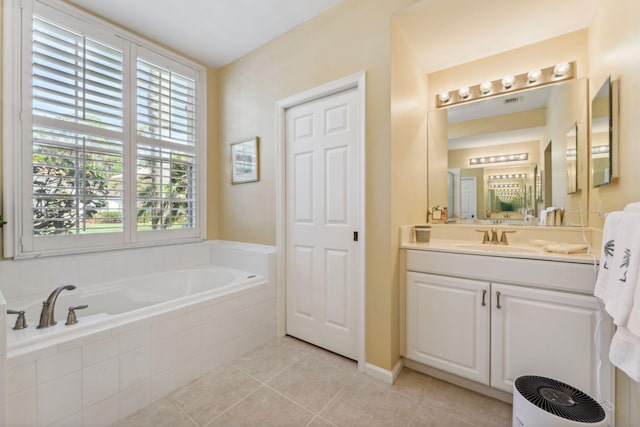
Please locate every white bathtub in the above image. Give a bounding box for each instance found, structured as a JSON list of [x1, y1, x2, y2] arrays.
[[3, 240, 277, 427], [7, 265, 266, 355]]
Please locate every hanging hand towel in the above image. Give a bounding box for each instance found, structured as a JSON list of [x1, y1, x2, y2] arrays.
[[594, 211, 640, 326], [609, 327, 640, 382]]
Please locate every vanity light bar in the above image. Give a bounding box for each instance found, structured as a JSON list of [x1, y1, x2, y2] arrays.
[[490, 184, 519, 189], [488, 173, 528, 180], [470, 153, 528, 165], [436, 61, 575, 108], [566, 148, 577, 157]]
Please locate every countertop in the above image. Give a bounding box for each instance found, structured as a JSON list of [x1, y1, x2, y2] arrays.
[[400, 238, 599, 265]]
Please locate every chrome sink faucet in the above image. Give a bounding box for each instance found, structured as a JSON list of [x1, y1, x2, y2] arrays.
[[37, 285, 76, 329]]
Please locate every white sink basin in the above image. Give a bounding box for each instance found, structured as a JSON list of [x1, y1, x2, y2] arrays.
[[450, 243, 542, 255]]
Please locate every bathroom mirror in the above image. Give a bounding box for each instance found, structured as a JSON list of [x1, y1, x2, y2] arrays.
[[428, 78, 588, 226], [566, 122, 578, 194], [591, 77, 615, 187]]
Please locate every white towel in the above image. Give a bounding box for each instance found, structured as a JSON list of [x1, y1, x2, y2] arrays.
[[624, 202, 640, 213], [594, 211, 640, 327], [609, 327, 640, 382]]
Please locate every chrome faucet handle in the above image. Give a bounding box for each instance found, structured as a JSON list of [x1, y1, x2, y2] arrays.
[[475, 229, 490, 244], [7, 309, 28, 330], [500, 230, 516, 245], [65, 305, 88, 325]]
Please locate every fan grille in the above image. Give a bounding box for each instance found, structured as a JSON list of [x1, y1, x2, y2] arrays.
[[515, 376, 605, 423]]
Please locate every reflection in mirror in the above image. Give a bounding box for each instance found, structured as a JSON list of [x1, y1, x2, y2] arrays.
[[591, 77, 612, 187], [566, 123, 578, 194], [427, 78, 588, 226]]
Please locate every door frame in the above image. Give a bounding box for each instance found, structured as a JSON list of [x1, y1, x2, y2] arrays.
[[275, 71, 366, 368]]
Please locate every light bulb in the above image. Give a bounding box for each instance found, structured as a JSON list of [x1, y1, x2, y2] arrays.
[[480, 81, 492, 95], [438, 92, 451, 103], [458, 86, 470, 99], [527, 68, 542, 83], [502, 75, 515, 90], [553, 61, 570, 77]]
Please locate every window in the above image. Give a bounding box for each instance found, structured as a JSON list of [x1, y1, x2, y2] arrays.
[[5, 0, 206, 257]]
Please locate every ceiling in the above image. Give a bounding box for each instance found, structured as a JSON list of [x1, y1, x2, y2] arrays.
[[394, 0, 596, 73], [66, 0, 343, 68]]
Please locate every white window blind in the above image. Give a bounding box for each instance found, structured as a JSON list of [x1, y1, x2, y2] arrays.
[[11, 0, 205, 257], [31, 15, 125, 237], [136, 57, 198, 232]]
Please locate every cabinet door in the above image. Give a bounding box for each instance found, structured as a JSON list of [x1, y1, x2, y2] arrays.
[[406, 272, 490, 384], [491, 283, 608, 398]]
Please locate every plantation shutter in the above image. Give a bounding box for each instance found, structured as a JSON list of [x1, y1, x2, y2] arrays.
[[135, 53, 198, 233], [30, 14, 125, 238]]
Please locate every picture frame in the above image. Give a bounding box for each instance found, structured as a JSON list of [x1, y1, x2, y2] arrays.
[[231, 137, 259, 184]]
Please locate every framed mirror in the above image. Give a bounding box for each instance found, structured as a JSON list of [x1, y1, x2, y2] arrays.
[[591, 77, 616, 187], [566, 123, 578, 194], [427, 78, 588, 226]]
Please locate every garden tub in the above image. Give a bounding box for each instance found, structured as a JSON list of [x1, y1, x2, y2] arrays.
[[6, 265, 267, 355]]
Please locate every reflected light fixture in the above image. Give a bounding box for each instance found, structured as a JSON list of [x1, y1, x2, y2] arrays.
[[490, 183, 519, 189], [469, 153, 528, 165], [592, 145, 609, 154], [489, 173, 528, 180], [458, 86, 470, 99]]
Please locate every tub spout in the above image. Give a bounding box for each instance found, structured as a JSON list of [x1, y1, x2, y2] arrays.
[[37, 285, 76, 329]]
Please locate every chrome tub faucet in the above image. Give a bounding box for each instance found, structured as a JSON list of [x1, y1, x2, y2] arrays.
[[37, 285, 76, 329]]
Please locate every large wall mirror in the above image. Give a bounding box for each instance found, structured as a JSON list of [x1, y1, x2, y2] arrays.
[[427, 78, 588, 226]]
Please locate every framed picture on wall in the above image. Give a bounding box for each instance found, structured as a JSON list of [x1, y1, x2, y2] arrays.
[[231, 137, 260, 184]]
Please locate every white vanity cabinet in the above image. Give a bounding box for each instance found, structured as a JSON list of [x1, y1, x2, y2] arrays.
[[490, 282, 603, 395], [403, 248, 613, 403], [406, 272, 490, 384]]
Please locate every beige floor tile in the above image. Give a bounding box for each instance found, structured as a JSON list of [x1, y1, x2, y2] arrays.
[[306, 416, 337, 427], [372, 368, 432, 402], [231, 336, 308, 382], [409, 404, 475, 427], [111, 397, 195, 427], [419, 376, 512, 427], [207, 386, 314, 427], [169, 365, 261, 425], [305, 347, 359, 374], [320, 375, 419, 427], [268, 356, 350, 412]]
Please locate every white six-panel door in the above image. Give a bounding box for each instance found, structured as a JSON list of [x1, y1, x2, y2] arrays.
[[285, 88, 360, 360]]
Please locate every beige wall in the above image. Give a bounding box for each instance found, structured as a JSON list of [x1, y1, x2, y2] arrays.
[[206, 68, 220, 240], [217, 0, 419, 370], [390, 19, 429, 364], [588, 1, 640, 425]]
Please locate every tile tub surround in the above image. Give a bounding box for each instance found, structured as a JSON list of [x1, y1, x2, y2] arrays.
[[114, 336, 512, 427], [3, 240, 277, 427]]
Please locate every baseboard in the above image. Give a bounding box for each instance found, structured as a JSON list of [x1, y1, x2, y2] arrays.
[[403, 358, 512, 403], [365, 358, 404, 384]]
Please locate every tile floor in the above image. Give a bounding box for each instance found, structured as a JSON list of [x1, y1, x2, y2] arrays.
[[113, 336, 512, 427]]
